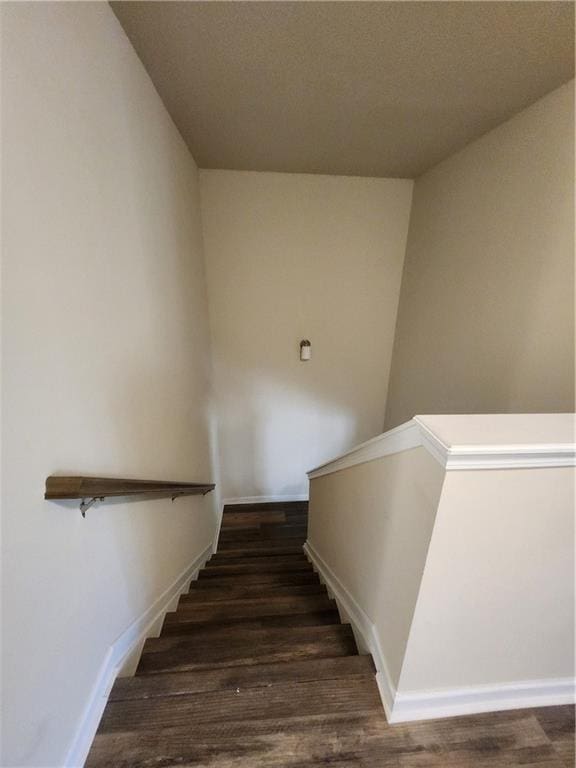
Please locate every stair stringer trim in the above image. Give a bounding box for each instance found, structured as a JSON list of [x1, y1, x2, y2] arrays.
[[303, 540, 396, 720], [64, 542, 213, 768]]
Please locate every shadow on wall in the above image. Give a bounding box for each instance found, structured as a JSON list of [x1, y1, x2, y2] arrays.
[[215, 361, 360, 499]]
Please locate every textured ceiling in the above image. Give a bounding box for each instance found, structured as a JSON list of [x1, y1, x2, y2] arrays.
[[111, 1, 574, 178]]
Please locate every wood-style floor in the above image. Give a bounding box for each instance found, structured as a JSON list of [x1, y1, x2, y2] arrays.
[[86, 502, 574, 767]]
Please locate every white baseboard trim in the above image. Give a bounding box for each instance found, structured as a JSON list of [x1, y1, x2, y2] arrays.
[[303, 540, 397, 720], [223, 494, 309, 505], [390, 677, 576, 723], [303, 540, 575, 724], [64, 543, 213, 768]]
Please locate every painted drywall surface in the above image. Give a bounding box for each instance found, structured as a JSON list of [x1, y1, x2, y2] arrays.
[[200, 170, 413, 499], [397, 467, 575, 692], [417, 412, 576, 449], [308, 448, 445, 686], [1, 4, 218, 766], [384, 81, 575, 429]]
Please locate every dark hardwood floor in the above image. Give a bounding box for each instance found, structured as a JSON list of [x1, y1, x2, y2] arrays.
[[86, 502, 574, 767]]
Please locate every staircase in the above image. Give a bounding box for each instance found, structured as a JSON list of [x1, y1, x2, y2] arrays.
[[86, 501, 385, 767]]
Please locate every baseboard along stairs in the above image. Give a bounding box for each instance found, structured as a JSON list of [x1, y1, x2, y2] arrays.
[[85, 502, 574, 767]]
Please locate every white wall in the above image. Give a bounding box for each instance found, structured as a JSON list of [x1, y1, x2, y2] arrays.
[[308, 447, 445, 687], [306, 415, 575, 721], [1, 4, 218, 766], [398, 465, 575, 693], [200, 170, 413, 500], [385, 81, 575, 429]]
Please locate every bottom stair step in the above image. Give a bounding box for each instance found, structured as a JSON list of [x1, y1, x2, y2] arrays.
[[138, 623, 357, 674], [110, 655, 375, 701], [86, 711, 391, 768], [96, 676, 383, 732]]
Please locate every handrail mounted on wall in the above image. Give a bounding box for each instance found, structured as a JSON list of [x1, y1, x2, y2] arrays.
[[45, 476, 215, 517]]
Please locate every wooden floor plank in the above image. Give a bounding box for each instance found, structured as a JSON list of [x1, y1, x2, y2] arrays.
[[165, 594, 336, 624], [138, 624, 357, 674], [110, 655, 376, 702], [219, 525, 307, 543], [217, 537, 307, 551], [190, 570, 321, 587], [533, 706, 575, 767], [199, 560, 313, 578], [180, 581, 326, 603], [87, 708, 568, 768], [87, 712, 394, 768], [98, 676, 383, 732], [162, 610, 341, 635], [223, 502, 308, 513], [208, 545, 304, 560], [207, 553, 308, 568]]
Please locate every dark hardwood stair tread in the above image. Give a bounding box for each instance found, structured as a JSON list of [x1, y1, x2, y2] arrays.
[[191, 570, 320, 587], [218, 538, 308, 551], [219, 525, 307, 542], [166, 594, 336, 624], [209, 544, 304, 559], [220, 510, 287, 526], [180, 582, 326, 603], [221, 513, 308, 529], [223, 502, 308, 513], [110, 655, 375, 701], [142, 621, 353, 651], [161, 610, 342, 635], [97, 676, 382, 732], [200, 560, 313, 577], [86, 711, 393, 768], [207, 552, 308, 568], [138, 624, 357, 674], [85, 500, 572, 768]]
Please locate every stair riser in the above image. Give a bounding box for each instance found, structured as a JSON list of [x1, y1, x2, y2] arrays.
[[200, 562, 313, 578], [220, 511, 286, 527], [218, 538, 308, 551], [162, 611, 341, 635], [208, 552, 307, 566], [189, 572, 321, 588], [181, 583, 326, 603], [138, 640, 357, 675], [223, 502, 308, 513], [221, 512, 308, 528], [219, 526, 307, 542], [207, 545, 304, 560], [139, 625, 356, 675], [165, 596, 336, 624]]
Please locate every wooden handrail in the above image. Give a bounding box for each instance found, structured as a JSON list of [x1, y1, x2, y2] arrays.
[[45, 475, 215, 516]]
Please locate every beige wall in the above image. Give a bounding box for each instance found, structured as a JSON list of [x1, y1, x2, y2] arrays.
[[385, 81, 575, 429], [1, 4, 218, 766], [307, 415, 575, 719], [398, 466, 575, 693], [200, 170, 413, 499], [308, 448, 445, 688]]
